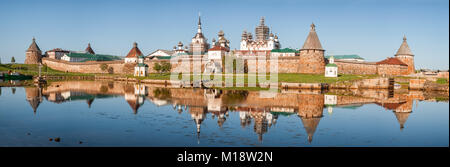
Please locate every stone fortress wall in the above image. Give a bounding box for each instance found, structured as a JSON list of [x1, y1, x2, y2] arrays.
[[43, 55, 409, 76]]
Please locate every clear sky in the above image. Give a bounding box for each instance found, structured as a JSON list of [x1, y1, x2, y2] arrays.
[[0, 0, 448, 69]]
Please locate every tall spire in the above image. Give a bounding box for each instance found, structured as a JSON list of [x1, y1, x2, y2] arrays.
[[260, 16, 265, 26], [197, 13, 202, 34], [300, 23, 323, 50], [395, 35, 414, 56]]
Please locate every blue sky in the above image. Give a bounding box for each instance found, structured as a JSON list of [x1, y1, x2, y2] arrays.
[[0, 0, 448, 69]]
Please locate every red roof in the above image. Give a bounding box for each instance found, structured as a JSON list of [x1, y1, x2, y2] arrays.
[[126, 43, 143, 58], [375, 102, 406, 110], [376, 57, 407, 66], [208, 46, 229, 52]]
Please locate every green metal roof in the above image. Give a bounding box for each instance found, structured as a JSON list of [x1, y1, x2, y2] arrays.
[[154, 56, 172, 60], [270, 111, 295, 116], [65, 53, 122, 62], [325, 54, 364, 60], [326, 63, 337, 67], [271, 48, 299, 53]]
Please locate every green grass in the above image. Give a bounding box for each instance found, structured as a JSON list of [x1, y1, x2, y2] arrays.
[[1, 64, 95, 76], [436, 78, 449, 85], [129, 72, 378, 84]]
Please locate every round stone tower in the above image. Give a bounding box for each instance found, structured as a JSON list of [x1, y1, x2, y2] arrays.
[[394, 36, 415, 74], [25, 37, 42, 64], [299, 23, 325, 74]]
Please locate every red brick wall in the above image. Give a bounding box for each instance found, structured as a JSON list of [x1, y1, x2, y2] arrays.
[[377, 64, 409, 76], [334, 61, 377, 75]]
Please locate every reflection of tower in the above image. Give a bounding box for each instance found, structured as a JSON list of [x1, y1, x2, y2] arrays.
[[394, 111, 411, 131], [239, 111, 252, 128], [124, 84, 148, 114], [393, 99, 413, 131], [298, 94, 324, 143], [25, 86, 43, 114], [86, 99, 94, 108], [250, 110, 269, 142], [300, 117, 322, 143], [189, 106, 207, 143]]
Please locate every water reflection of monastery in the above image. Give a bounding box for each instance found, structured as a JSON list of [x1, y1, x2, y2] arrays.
[[23, 81, 446, 143]]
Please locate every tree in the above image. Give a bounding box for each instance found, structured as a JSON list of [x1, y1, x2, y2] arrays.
[[11, 57, 15, 64], [153, 62, 162, 74], [160, 61, 172, 74], [0, 57, 2, 64]]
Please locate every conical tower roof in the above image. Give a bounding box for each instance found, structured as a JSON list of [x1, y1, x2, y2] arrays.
[[86, 99, 94, 108], [395, 36, 414, 56], [301, 23, 324, 51], [126, 42, 143, 58], [85, 43, 95, 54], [27, 37, 41, 52], [394, 112, 411, 130], [28, 98, 41, 114], [300, 117, 321, 143]]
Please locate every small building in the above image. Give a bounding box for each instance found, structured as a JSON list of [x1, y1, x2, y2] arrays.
[[61, 52, 121, 62], [146, 49, 174, 60], [134, 55, 148, 77], [325, 54, 364, 62], [270, 48, 298, 57], [325, 56, 338, 77], [207, 45, 228, 60], [204, 46, 228, 74], [46, 48, 70, 60], [125, 42, 143, 63]]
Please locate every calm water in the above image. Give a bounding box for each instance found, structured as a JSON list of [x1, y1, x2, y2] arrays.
[[0, 81, 448, 147]]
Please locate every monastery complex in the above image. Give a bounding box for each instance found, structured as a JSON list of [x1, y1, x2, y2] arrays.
[[26, 16, 417, 77]]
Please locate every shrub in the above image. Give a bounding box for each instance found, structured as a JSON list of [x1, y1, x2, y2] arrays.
[[100, 64, 108, 71]]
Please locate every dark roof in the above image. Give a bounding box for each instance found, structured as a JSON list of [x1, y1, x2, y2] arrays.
[[325, 54, 364, 60], [376, 57, 408, 66], [27, 38, 41, 52], [301, 23, 324, 51], [85, 43, 95, 54]]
